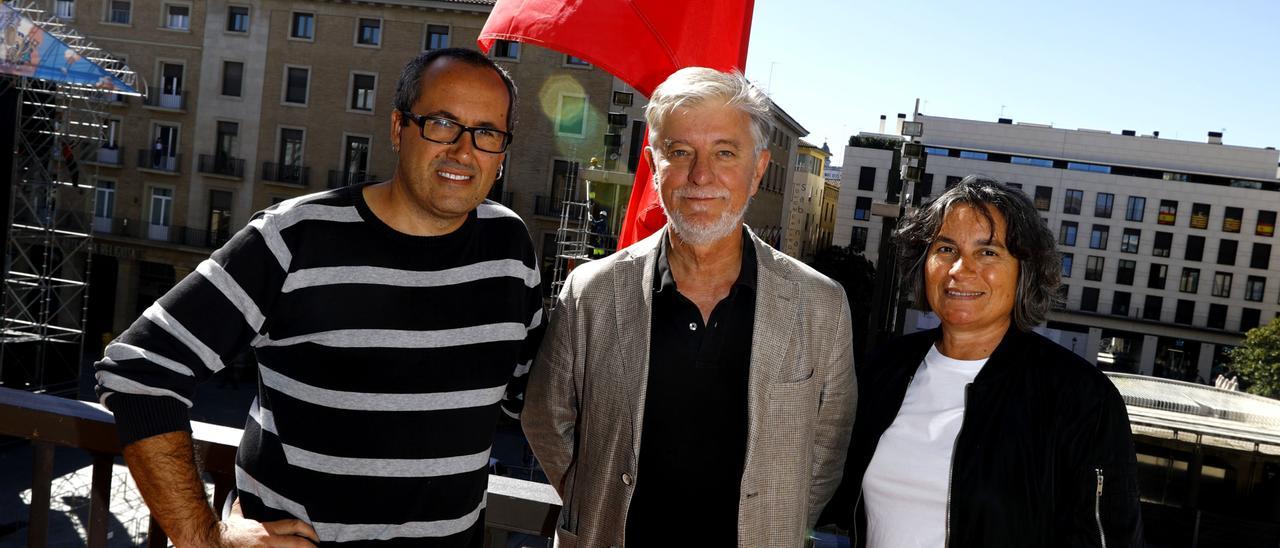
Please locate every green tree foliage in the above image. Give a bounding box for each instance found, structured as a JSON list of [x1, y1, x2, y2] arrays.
[[1228, 316, 1280, 398], [808, 246, 876, 364]]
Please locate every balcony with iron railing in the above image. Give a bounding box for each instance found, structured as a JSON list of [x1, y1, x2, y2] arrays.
[[262, 162, 311, 187], [533, 194, 563, 217], [326, 169, 379, 189], [0, 386, 561, 547], [142, 90, 186, 111], [135, 150, 181, 174], [92, 216, 229, 249], [197, 154, 245, 179], [88, 146, 124, 167]]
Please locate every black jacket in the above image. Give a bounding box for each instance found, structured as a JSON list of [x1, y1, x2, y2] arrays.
[[824, 328, 1144, 548]]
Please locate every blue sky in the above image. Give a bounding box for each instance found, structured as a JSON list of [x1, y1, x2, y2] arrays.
[[744, 0, 1280, 165]]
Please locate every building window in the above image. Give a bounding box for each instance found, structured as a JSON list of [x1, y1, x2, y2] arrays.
[[918, 173, 934, 199], [1111, 292, 1131, 316], [850, 226, 868, 252], [1012, 156, 1053, 168], [1190, 202, 1210, 229], [94, 180, 115, 220], [350, 73, 375, 111], [1174, 299, 1195, 325], [290, 12, 314, 40], [556, 94, 587, 136], [1222, 206, 1243, 233], [1185, 235, 1205, 262], [1063, 189, 1083, 215], [565, 55, 590, 66], [1245, 276, 1266, 302], [108, 0, 130, 24], [1061, 253, 1073, 278], [1089, 224, 1109, 250], [1006, 182, 1022, 191], [149, 187, 172, 227], [221, 61, 243, 97], [356, 18, 381, 46], [854, 197, 871, 221], [55, 0, 74, 19], [1081, 287, 1100, 312], [424, 24, 450, 49], [1120, 228, 1140, 253], [1116, 260, 1136, 286], [1212, 272, 1233, 298], [1068, 162, 1111, 174], [1148, 263, 1167, 289], [1085, 256, 1104, 281], [1033, 186, 1051, 211], [101, 118, 120, 149], [1252, 243, 1272, 269], [1241, 309, 1262, 332], [1258, 210, 1276, 237], [1158, 200, 1178, 226], [1217, 239, 1238, 266], [1094, 193, 1114, 218], [226, 5, 248, 32], [959, 150, 988, 161], [278, 128, 304, 170], [1179, 268, 1200, 293], [492, 39, 520, 60], [945, 175, 962, 189], [1059, 221, 1078, 246], [1207, 304, 1228, 329], [164, 4, 188, 30], [1143, 295, 1162, 321], [1152, 232, 1172, 258], [1125, 196, 1145, 222], [857, 166, 876, 191], [284, 66, 309, 104]]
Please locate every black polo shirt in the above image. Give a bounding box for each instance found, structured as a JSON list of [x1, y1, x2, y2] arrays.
[[625, 231, 757, 546]]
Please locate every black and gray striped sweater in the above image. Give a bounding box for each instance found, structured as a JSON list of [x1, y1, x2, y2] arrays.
[[94, 183, 544, 546]]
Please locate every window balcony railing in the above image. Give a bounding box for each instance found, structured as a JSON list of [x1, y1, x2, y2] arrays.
[[0, 386, 561, 547], [326, 169, 379, 189], [136, 150, 181, 173], [92, 146, 124, 166], [142, 90, 186, 110], [262, 162, 311, 186], [198, 154, 245, 178], [533, 194, 563, 217], [93, 216, 227, 249]]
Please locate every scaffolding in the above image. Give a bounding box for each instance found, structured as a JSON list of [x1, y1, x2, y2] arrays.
[[548, 159, 626, 301], [0, 0, 139, 393]]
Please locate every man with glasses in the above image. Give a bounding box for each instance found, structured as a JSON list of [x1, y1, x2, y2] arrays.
[[94, 48, 543, 546]]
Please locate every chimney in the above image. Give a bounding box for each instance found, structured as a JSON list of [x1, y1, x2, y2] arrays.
[[896, 113, 906, 135], [1153, 131, 1160, 139], [878, 114, 886, 134], [1208, 131, 1223, 145], [997, 118, 1013, 125], [1121, 129, 1136, 136]]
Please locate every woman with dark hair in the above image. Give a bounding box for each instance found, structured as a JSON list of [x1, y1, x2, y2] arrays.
[[839, 176, 1143, 547]]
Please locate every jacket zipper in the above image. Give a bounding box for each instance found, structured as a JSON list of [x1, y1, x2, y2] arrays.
[[1095, 468, 1107, 548], [944, 383, 971, 548]]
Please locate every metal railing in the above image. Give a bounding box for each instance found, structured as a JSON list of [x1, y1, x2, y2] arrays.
[[326, 169, 379, 189], [262, 162, 310, 186], [93, 216, 228, 249], [197, 154, 245, 178], [142, 91, 186, 110], [533, 194, 562, 217], [92, 146, 124, 166], [135, 150, 181, 173], [0, 386, 560, 547]]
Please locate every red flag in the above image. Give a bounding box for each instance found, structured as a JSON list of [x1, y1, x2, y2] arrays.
[[479, 0, 755, 248]]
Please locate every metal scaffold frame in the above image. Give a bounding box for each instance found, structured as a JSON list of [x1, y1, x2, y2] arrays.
[[549, 159, 621, 302], [1, 0, 139, 393]]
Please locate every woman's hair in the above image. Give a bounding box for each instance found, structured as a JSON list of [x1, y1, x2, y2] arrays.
[[893, 176, 1061, 331]]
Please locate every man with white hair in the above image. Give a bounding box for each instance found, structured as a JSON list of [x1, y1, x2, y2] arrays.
[[522, 67, 857, 547]]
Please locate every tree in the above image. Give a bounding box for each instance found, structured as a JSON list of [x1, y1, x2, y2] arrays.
[[808, 246, 876, 365], [1228, 316, 1280, 398]]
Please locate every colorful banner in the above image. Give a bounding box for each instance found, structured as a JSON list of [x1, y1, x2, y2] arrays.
[[0, 3, 136, 93]]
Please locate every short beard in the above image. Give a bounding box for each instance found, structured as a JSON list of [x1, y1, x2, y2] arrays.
[[658, 189, 749, 247]]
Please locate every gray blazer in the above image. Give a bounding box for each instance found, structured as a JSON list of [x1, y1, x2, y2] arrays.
[[523, 227, 857, 547]]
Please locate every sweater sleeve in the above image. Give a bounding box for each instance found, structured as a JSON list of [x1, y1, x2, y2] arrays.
[[499, 231, 545, 420], [94, 212, 288, 446]]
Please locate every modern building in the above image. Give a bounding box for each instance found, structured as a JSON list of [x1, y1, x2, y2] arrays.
[[835, 113, 1280, 382], [32, 0, 629, 351]]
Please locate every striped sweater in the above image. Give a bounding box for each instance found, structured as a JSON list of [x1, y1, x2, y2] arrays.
[[94, 184, 545, 546]]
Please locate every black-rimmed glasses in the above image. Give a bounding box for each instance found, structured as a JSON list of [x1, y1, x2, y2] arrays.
[[399, 110, 513, 153]]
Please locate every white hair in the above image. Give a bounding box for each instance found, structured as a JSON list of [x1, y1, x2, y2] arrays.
[[644, 67, 771, 152]]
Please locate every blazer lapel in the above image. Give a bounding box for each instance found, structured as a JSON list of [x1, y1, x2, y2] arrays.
[[741, 230, 800, 478], [612, 228, 662, 459]]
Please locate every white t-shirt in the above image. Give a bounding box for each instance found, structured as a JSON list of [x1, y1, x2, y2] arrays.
[[862, 345, 988, 548]]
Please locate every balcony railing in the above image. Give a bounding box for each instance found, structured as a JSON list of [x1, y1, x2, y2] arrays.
[[93, 216, 228, 249], [533, 194, 563, 217], [92, 146, 124, 166], [198, 154, 245, 178], [0, 386, 560, 547], [262, 162, 311, 186], [136, 150, 181, 173], [326, 169, 379, 189], [142, 90, 186, 110]]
